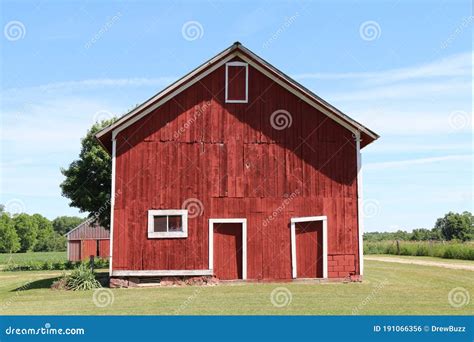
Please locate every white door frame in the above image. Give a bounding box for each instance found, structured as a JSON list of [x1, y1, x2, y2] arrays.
[[209, 218, 247, 280], [290, 216, 328, 279]]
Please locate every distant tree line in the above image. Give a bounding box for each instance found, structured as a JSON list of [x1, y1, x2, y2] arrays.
[[364, 211, 473, 242], [0, 205, 85, 253]]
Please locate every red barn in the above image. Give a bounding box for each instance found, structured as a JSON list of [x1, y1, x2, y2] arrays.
[[96, 42, 378, 284], [66, 220, 110, 261]]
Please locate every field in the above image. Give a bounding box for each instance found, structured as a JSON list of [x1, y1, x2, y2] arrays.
[[0, 252, 66, 266], [364, 240, 474, 260], [0, 258, 472, 315]]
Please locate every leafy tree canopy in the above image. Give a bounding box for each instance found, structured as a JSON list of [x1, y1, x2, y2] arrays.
[[60, 119, 116, 228], [52, 216, 85, 235]]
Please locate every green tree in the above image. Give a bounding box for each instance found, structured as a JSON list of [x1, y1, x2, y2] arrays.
[[32, 214, 56, 252], [435, 211, 473, 241], [13, 214, 39, 252], [0, 213, 20, 253], [52, 216, 85, 235], [60, 119, 116, 228]]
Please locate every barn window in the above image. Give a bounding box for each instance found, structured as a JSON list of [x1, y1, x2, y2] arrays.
[[225, 61, 248, 103], [147, 209, 188, 238]]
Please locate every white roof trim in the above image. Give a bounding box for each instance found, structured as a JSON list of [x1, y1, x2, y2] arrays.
[[64, 218, 94, 237], [96, 44, 378, 144]]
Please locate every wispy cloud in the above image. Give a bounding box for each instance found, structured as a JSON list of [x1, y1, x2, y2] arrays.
[[3, 77, 177, 94], [365, 155, 472, 171], [292, 52, 472, 86]]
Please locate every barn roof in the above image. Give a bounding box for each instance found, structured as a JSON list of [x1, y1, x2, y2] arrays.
[[65, 219, 110, 240], [96, 42, 379, 152]]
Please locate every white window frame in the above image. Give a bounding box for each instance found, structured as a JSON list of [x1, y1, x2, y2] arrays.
[[225, 61, 248, 103], [208, 218, 247, 280], [290, 216, 328, 279], [147, 209, 188, 238]]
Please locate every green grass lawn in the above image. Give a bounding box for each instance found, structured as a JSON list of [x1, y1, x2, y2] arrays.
[[0, 260, 472, 315], [0, 251, 66, 265]]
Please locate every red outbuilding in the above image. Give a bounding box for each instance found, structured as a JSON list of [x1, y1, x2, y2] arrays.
[[96, 43, 379, 284], [66, 220, 110, 261]]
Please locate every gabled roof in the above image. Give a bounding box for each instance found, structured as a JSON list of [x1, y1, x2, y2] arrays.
[[65, 219, 109, 240], [96, 42, 379, 152]]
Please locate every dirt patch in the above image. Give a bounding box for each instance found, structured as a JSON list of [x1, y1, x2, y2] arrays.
[[365, 256, 474, 271]]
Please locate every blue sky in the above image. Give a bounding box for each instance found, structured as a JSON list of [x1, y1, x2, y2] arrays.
[[1, 0, 472, 232]]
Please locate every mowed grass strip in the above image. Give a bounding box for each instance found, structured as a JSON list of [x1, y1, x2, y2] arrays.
[[0, 260, 472, 315]]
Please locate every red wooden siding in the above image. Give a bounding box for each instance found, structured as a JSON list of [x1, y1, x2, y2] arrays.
[[82, 240, 97, 260], [112, 58, 360, 279], [226, 64, 246, 101], [213, 223, 243, 280], [99, 240, 110, 258], [68, 240, 81, 261], [66, 221, 110, 261], [295, 221, 323, 278], [66, 221, 109, 240]]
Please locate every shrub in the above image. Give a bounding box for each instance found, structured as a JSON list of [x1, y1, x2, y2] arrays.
[[3, 258, 109, 272], [63, 263, 102, 291]]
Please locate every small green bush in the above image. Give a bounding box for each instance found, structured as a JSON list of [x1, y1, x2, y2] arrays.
[[64, 263, 102, 291]]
